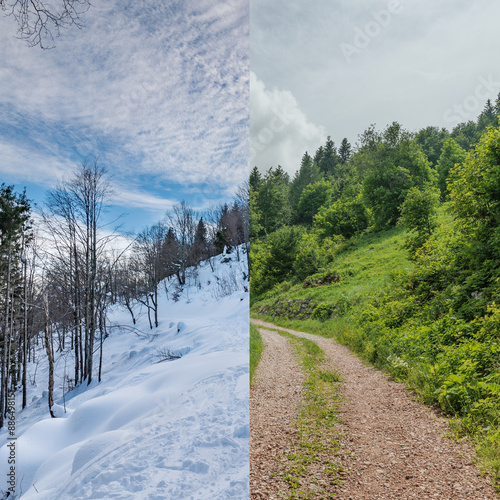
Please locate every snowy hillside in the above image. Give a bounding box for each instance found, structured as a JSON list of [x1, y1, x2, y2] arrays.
[[0, 251, 249, 499]]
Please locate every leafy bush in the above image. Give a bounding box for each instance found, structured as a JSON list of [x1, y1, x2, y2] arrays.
[[314, 194, 371, 239], [398, 185, 440, 256]]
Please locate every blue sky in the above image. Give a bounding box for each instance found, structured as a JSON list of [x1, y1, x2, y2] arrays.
[[0, 0, 249, 233], [251, 0, 500, 175]]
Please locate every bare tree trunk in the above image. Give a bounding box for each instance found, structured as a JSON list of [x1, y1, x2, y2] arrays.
[[124, 298, 136, 325], [146, 295, 153, 330], [98, 305, 105, 383], [7, 298, 13, 393], [43, 293, 55, 418], [87, 202, 97, 385], [0, 241, 12, 429], [22, 250, 28, 409], [150, 291, 158, 328]]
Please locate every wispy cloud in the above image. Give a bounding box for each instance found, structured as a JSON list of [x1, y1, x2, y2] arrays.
[[0, 0, 249, 221]]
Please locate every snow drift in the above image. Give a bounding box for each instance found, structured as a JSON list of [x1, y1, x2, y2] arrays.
[[0, 251, 249, 499]]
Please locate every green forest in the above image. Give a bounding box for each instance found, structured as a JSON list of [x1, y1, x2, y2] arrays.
[[250, 96, 500, 483]]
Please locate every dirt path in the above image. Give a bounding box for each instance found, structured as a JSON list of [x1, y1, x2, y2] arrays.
[[250, 319, 498, 499], [250, 328, 306, 499]]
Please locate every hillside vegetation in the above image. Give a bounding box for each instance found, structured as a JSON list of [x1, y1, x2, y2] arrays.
[[250, 101, 500, 486]]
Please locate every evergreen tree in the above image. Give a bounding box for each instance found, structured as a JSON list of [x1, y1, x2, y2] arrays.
[[193, 217, 208, 262], [477, 99, 497, 132], [256, 166, 291, 234], [289, 151, 322, 219], [163, 227, 179, 277], [249, 186, 263, 239], [249, 166, 262, 191], [338, 138, 352, 164], [313, 145, 324, 166], [319, 136, 339, 177], [0, 184, 31, 428]]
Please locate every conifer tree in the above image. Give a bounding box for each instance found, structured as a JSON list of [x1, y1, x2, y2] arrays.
[[289, 152, 322, 216], [0, 184, 31, 428], [194, 218, 208, 262], [313, 145, 324, 166], [256, 166, 291, 234], [249, 166, 262, 191], [319, 136, 339, 177], [338, 138, 352, 164]]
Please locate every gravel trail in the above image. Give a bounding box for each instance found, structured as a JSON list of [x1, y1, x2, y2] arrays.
[[250, 328, 306, 499], [250, 319, 498, 499]]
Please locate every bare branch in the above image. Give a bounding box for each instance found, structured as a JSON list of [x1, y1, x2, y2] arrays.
[[1, 0, 91, 49]]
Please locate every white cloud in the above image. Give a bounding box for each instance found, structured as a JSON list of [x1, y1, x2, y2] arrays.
[[250, 72, 326, 175]]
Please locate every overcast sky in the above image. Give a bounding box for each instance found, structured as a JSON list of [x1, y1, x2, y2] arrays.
[[250, 0, 500, 175], [0, 0, 248, 233]]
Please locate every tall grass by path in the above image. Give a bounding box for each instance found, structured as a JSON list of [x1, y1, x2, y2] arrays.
[[276, 329, 344, 499], [250, 323, 263, 385]]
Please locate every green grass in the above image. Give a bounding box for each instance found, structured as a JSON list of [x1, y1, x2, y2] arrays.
[[275, 330, 344, 499], [252, 225, 413, 316], [250, 323, 263, 386]]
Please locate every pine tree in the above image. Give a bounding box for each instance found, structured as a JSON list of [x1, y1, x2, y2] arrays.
[[0, 184, 31, 428], [193, 218, 208, 262], [249, 166, 262, 191], [256, 167, 291, 234], [289, 152, 322, 216], [477, 99, 497, 132], [338, 138, 352, 164], [319, 136, 339, 177], [313, 145, 324, 166]]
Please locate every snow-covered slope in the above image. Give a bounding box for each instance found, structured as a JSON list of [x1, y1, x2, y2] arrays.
[[0, 251, 249, 499]]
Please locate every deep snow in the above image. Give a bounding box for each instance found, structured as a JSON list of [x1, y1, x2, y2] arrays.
[[0, 251, 249, 499]]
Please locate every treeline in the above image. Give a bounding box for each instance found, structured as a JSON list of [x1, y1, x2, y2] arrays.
[[250, 95, 500, 298], [0, 161, 249, 426]]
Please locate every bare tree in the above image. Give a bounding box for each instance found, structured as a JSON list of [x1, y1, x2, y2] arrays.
[[236, 181, 250, 273], [133, 222, 169, 329], [42, 157, 114, 385], [166, 202, 196, 286], [42, 290, 55, 418], [1, 0, 91, 48]]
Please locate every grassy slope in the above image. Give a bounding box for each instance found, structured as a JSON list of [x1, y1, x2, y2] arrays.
[[251, 225, 412, 342]]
